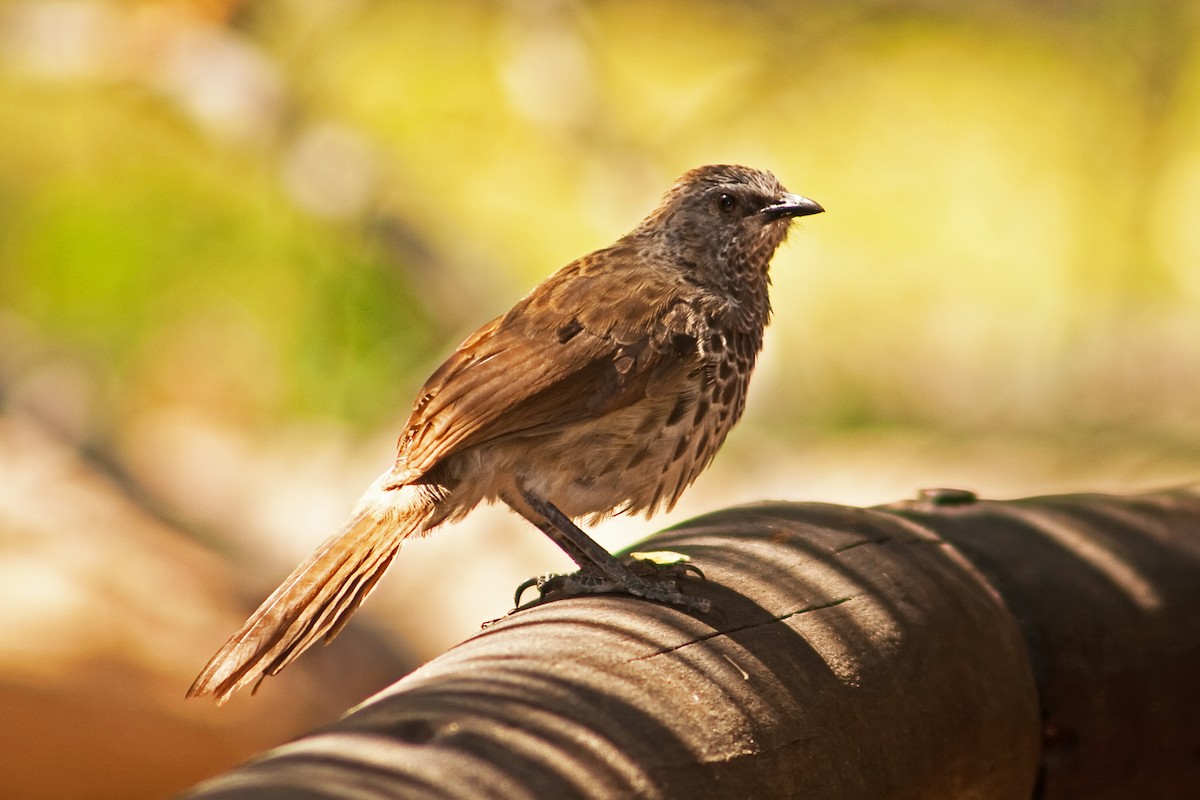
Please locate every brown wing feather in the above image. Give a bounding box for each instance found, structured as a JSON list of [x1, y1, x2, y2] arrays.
[[389, 253, 702, 483]]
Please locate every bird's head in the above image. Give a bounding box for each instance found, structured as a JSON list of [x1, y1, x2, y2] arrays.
[[639, 164, 823, 291]]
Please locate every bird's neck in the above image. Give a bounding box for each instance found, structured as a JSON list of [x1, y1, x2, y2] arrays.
[[620, 227, 774, 334], [712, 240, 774, 336]]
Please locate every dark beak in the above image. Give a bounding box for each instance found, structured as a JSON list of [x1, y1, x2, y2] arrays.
[[760, 193, 824, 222]]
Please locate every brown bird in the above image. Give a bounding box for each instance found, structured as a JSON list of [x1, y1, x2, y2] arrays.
[[188, 164, 823, 703]]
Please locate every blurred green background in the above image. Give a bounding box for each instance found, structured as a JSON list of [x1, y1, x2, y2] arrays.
[[1, 0, 1198, 797]]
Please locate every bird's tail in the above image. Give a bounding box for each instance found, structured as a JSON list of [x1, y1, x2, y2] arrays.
[[188, 476, 440, 704]]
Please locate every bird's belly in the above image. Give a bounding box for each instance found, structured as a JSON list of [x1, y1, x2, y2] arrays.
[[476, 384, 738, 521]]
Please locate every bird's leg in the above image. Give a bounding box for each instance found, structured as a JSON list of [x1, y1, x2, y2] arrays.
[[504, 487, 710, 612]]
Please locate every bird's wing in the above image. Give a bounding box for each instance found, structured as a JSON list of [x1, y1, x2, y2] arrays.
[[389, 256, 709, 483]]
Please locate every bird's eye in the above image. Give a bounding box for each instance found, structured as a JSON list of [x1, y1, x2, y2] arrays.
[[717, 193, 736, 213]]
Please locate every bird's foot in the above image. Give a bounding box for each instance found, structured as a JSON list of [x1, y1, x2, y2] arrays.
[[512, 552, 710, 613]]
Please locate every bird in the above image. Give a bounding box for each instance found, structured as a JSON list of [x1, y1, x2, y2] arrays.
[[188, 164, 823, 703]]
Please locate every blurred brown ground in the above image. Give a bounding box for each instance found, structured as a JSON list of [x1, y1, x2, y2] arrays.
[[0, 413, 409, 799]]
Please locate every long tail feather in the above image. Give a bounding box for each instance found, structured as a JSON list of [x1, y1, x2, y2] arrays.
[[188, 478, 439, 703]]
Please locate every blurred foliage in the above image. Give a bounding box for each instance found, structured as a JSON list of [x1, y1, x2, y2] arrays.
[[1, 0, 1199, 450], [0, 69, 437, 431]]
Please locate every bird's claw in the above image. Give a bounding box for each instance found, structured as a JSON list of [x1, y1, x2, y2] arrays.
[[626, 552, 706, 582], [513, 573, 555, 608], [511, 554, 710, 613]]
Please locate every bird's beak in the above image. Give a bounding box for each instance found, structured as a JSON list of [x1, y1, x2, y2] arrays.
[[760, 193, 824, 222]]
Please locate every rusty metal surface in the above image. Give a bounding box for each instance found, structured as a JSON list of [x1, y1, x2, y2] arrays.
[[182, 488, 1200, 799], [884, 487, 1200, 800]]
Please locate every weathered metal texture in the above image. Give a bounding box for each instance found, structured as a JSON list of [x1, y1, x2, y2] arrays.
[[887, 488, 1200, 799], [182, 488, 1200, 799]]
